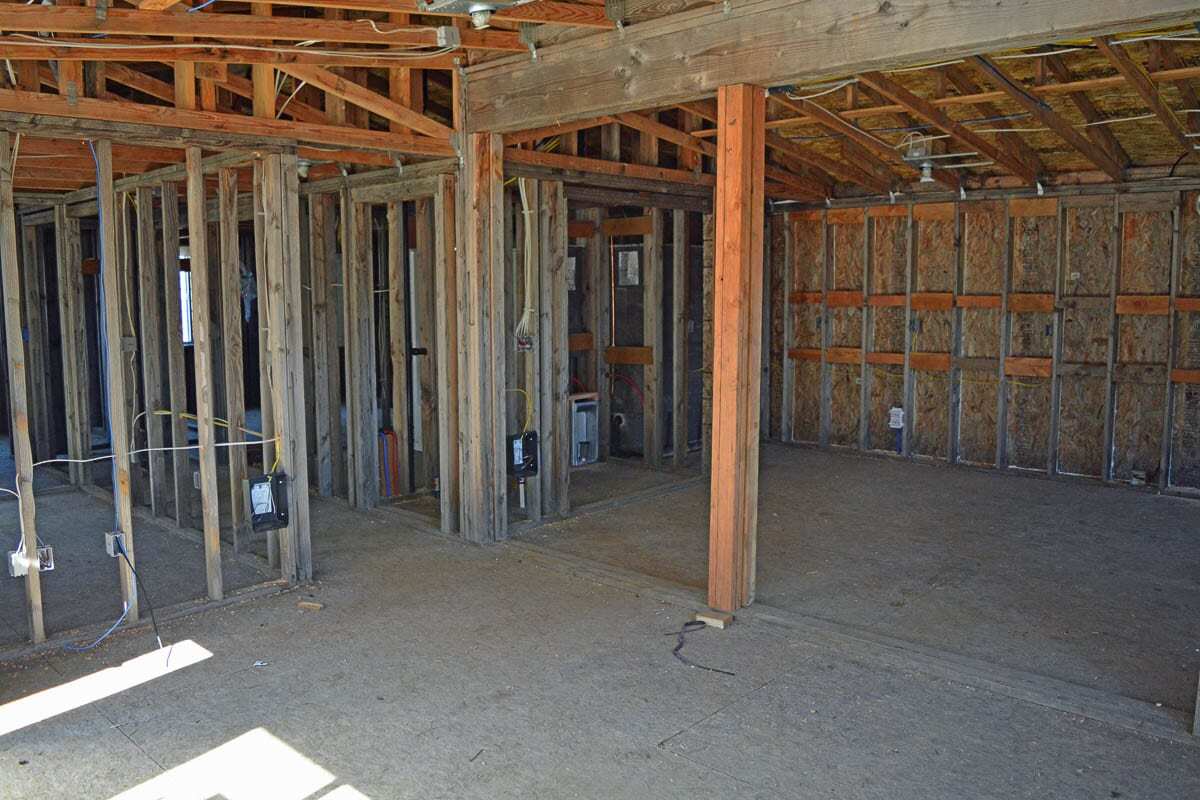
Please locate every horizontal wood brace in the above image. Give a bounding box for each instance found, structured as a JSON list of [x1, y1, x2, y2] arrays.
[[826, 208, 864, 225], [789, 291, 822, 305], [911, 292, 954, 311], [956, 294, 1002, 309], [826, 346, 862, 365], [605, 345, 653, 365], [1172, 368, 1200, 384], [1114, 294, 1170, 315], [826, 290, 863, 308], [1175, 296, 1200, 312], [865, 351, 904, 365], [1009, 197, 1058, 217], [567, 220, 597, 239], [1007, 293, 1055, 313], [602, 215, 653, 236], [1004, 357, 1053, 378], [913, 202, 955, 222], [788, 347, 822, 362], [569, 332, 594, 352], [867, 294, 906, 307], [910, 352, 952, 372]]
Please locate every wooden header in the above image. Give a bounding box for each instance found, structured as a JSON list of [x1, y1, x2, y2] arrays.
[[1009, 197, 1057, 217], [569, 332, 594, 352], [867, 294, 906, 307], [826, 346, 862, 365], [827, 208, 865, 225], [789, 347, 822, 362], [867, 205, 908, 218], [605, 345, 653, 365], [911, 292, 954, 311], [913, 202, 956, 222], [866, 351, 904, 365], [827, 290, 863, 308], [602, 215, 654, 237], [567, 220, 597, 239]]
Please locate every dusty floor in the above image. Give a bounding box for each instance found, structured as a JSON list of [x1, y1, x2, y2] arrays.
[[0, 488, 272, 647], [567, 457, 697, 509], [0, 496, 1197, 799], [524, 443, 1200, 712]]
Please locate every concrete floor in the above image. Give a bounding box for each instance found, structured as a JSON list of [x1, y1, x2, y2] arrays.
[[568, 457, 697, 509], [524, 443, 1200, 713], [1, 495, 1198, 799], [0, 488, 272, 647]]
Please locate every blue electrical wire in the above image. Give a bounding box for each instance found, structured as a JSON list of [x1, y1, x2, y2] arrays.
[[63, 603, 130, 652], [187, 0, 221, 12]]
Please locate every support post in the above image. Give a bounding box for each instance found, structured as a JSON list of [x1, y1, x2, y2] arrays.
[[0, 132, 44, 642], [54, 204, 91, 485], [18, 223, 52, 461], [672, 209, 689, 463], [308, 193, 336, 497], [434, 174, 460, 533], [707, 84, 765, 613], [415, 198, 439, 492], [540, 180, 570, 515], [386, 201, 412, 496], [135, 186, 166, 515], [160, 181, 195, 529], [97, 140, 140, 621], [218, 168, 249, 547], [185, 146, 224, 602], [457, 132, 508, 543], [343, 196, 379, 510], [262, 152, 313, 583]]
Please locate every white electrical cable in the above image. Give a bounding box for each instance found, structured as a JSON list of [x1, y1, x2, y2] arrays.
[[513, 177, 537, 346], [4, 34, 455, 63], [784, 78, 858, 101]]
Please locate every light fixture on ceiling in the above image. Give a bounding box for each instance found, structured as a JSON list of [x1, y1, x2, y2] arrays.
[[902, 132, 936, 184]]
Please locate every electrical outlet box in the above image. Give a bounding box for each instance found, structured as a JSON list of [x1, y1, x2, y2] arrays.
[[194, 470, 201, 490], [8, 546, 54, 577], [106, 531, 126, 558]]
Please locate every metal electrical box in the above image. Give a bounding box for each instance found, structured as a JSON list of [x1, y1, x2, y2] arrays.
[[569, 392, 600, 467]]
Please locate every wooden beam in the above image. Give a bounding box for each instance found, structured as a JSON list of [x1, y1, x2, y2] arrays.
[[968, 56, 1125, 181], [941, 64, 1047, 179], [504, 148, 715, 187], [614, 111, 718, 158], [858, 71, 1040, 184], [0, 131, 44, 643], [0, 91, 455, 156], [464, 0, 1200, 132], [385, 201, 411, 497], [504, 115, 616, 146], [18, 221, 52, 461], [1095, 36, 1191, 151], [308, 192, 337, 497], [165, 0, 615, 28], [708, 84, 765, 613], [0, 37, 457, 70], [771, 93, 959, 189], [415, 198, 439, 493], [457, 133, 508, 543], [1042, 54, 1132, 171], [277, 64, 452, 140], [261, 153, 313, 583], [0, 6, 523, 50], [762, 129, 882, 194], [185, 146, 224, 602]]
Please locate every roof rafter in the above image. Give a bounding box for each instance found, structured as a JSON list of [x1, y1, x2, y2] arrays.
[[858, 70, 1040, 185], [277, 64, 451, 138], [941, 64, 1046, 179], [968, 56, 1125, 182], [1094, 35, 1190, 151], [1041, 53, 1132, 171]]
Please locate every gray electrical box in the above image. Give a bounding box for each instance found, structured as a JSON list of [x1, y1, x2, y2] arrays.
[[570, 392, 600, 467]]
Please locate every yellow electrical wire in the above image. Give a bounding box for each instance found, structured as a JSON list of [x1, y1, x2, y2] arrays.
[[507, 388, 533, 434]]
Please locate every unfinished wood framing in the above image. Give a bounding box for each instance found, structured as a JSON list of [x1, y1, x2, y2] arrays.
[[708, 84, 765, 613], [135, 186, 167, 516], [185, 146, 224, 602], [386, 200, 412, 498], [53, 203, 91, 486], [0, 131, 45, 643], [218, 168, 249, 547], [343, 194, 379, 511]]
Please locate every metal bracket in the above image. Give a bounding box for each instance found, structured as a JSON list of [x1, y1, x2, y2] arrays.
[[604, 0, 625, 29], [94, 0, 108, 21], [518, 22, 538, 61], [435, 26, 461, 48]]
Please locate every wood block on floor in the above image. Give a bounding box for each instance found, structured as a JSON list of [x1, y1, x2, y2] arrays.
[[694, 609, 734, 629]]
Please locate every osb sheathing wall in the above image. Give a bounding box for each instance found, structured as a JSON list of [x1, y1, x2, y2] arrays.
[[770, 192, 1200, 492]]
